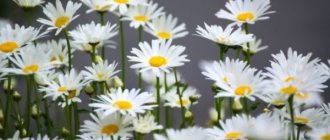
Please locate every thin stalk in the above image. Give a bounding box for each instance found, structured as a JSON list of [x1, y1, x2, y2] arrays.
[[65, 98, 72, 140], [229, 98, 234, 117], [156, 77, 161, 125], [43, 98, 52, 136], [25, 75, 32, 134], [14, 101, 23, 136], [288, 95, 296, 140], [138, 26, 143, 90], [174, 68, 185, 128], [99, 12, 106, 59], [100, 82, 105, 94], [164, 72, 171, 128], [218, 44, 226, 60], [296, 125, 301, 140], [64, 28, 73, 71], [119, 19, 126, 87], [3, 60, 12, 138], [216, 98, 222, 121], [32, 74, 42, 135], [91, 45, 97, 63], [73, 103, 80, 136], [243, 23, 251, 64], [137, 133, 144, 140], [243, 97, 249, 115], [104, 81, 110, 93]]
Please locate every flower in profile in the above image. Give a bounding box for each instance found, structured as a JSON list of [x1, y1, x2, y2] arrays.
[[128, 40, 189, 77], [154, 127, 208, 140], [242, 37, 268, 54], [81, 0, 112, 14], [80, 112, 133, 140], [109, 0, 147, 15], [38, 0, 82, 35], [281, 108, 325, 128], [82, 60, 119, 82], [3, 45, 53, 75], [12, 0, 44, 8], [133, 113, 163, 134], [89, 88, 156, 117], [38, 39, 70, 67], [145, 14, 188, 40], [0, 24, 46, 56], [216, 0, 275, 26], [196, 23, 253, 46], [122, 0, 164, 29], [69, 21, 118, 52], [163, 87, 200, 109]]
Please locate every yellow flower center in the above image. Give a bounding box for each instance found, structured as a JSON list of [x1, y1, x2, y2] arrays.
[[225, 131, 243, 139], [294, 116, 309, 125], [0, 41, 19, 53], [284, 76, 295, 83], [176, 99, 189, 106], [114, 0, 128, 4], [95, 4, 111, 11], [157, 32, 172, 39], [236, 12, 255, 22], [114, 100, 133, 110], [272, 99, 285, 106], [97, 73, 105, 79], [101, 124, 119, 135], [223, 76, 229, 83], [234, 85, 252, 96], [280, 86, 298, 95], [134, 15, 148, 22], [54, 16, 70, 28], [67, 90, 77, 99], [295, 92, 309, 100], [321, 134, 330, 140], [22, 64, 39, 74], [58, 86, 67, 92], [149, 56, 167, 67]]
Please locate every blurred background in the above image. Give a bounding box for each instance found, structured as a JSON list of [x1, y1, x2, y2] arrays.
[[0, 0, 330, 127]]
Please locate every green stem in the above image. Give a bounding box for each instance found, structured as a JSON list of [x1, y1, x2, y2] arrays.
[[229, 98, 234, 117], [243, 23, 251, 64], [164, 73, 171, 128], [91, 45, 97, 63], [119, 19, 126, 88], [73, 103, 80, 136], [3, 61, 12, 138], [218, 44, 226, 60], [216, 98, 222, 121], [32, 75, 42, 135], [296, 125, 301, 140], [137, 133, 144, 140], [236, 48, 241, 59], [43, 98, 52, 137], [24, 8, 33, 26], [65, 98, 72, 140], [138, 26, 143, 90], [155, 77, 161, 125], [25, 75, 32, 134], [64, 28, 73, 71], [243, 97, 249, 115], [174, 68, 185, 128], [104, 82, 110, 93], [99, 12, 106, 60], [288, 95, 296, 140]]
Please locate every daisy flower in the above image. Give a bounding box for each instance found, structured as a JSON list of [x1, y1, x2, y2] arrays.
[[38, 39, 69, 67], [80, 112, 133, 140], [308, 126, 330, 140], [82, 60, 120, 82], [133, 113, 163, 134], [264, 48, 329, 98], [3, 45, 53, 75], [89, 88, 156, 117], [195, 23, 253, 46], [81, 0, 112, 14], [282, 108, 325, 127], [163, 87, 200, 109], [38, 0, 82, 35], [128, 40, 189, 77], [109, 0, 147, 15], [122, 1, 164, 29], [216, 0, 275, 26], [145, 14, 188, 40], [242, 37, 268, 54], [154, 127, 208, 140], [202, 57, 266, 101], [69, 21, 118, 51], [294, 92, 323, 107], [0, 24, 46, 56], [258, 91, 287, 108], [12, 0, 44, 8]]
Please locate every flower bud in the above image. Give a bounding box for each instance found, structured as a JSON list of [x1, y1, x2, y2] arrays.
[[84, 84, 94, 96], [61, 127, 70, 137], [189, 96, 198, 103], [113, 76, 123, 88], [31, 104, 41, 119], [211, 84, 221, 93], [184, 110, 193, 119], [13, 91, 21, 102], [209, 107, 218, 122], [3, 78, 17, 91], [95, 55, 103, 64], [21, 128, 27, 137], [233, 100, 243, 111], [0, 110, 3, 123]]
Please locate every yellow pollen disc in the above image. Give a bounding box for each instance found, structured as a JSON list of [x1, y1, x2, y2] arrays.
[[97, 73, 105, 79], [101, 124, 119, 135], [134, 15, 148, 22], [114, 100, 133, 110], [176, 99, 189, 106], [295, 92, 309, 100], [22, 64, 39, 74], [272, 99, 285, 106], [95, 4, 111, 11], [149, 56, 167, 67], [280, 86, 298, 95], [236, 12, 255, 22], [321, 134, 330, 140], [284, 76, 295, 83], [225, 131, 242, 139], [67, 90, 77, 99], [58, 86, 67, 92], [0, 41, 19, 53], [50, 57, 57, 62], [294, 116, 309, 125], [157, 32, 172, 39], [54, 16, 70, 28], [114, 0, 128, 4], [234, 85, 252, 96]]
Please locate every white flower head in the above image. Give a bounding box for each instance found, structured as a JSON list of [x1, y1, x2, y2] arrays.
[[12, 0, 44, 8], [281, 108, 326, 128], [133, 113, 163, 134], [145, 14, 189, 40], [242, 37, 268, 54], [308, 126, 330, 140], [82, 60, 120, 82], [38, 0, 82, 35], [128, 39, 189, 77], [154, 127, 208, 140], [38, 39, 70, 67], [216, 0, 275, 26], [164, 87, 200, 109], [81, 0, 112, 13], [109, 0, 147, 15]]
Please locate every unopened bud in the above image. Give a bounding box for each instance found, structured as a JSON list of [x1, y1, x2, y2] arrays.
[[113, 76, 123, 88], [189, 96, 198, 103], [13, 91, 21, 102], [95, 55, 103, 64], [21, 128, 27, 137], [3, 78, 17, 91], [31, 104, 41, 119], [263, 108, 270, 113], [209, 107, 218, 122], [211, 84, 221, 93], [61, 127, 70, 137], [185, 110, 193, 119], [0, 124, 3, 133], [233, 100, 243, 111], [0, 110, 3, 122], [84, 84, 94, 96]]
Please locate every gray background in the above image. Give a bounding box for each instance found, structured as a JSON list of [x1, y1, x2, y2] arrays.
[[1, 0, 330, 127]]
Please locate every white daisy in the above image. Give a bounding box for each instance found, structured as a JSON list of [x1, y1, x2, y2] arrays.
[[128, 40, 189, 77], [12, 0, 44, 8], [80, 112, 133, 140], [81, 0, 112, 14], [109, 0, 147, 15], [216, 0, 275, 26], [242, 37, 268, 54], [154, 127, 208, 140], [38, 0, 82, 35], [196, 23, 253, 46], [258, 91, 287, 108], [38, 39, 69, 67], [82, 60, 119, 82], [308, 126, 330, 140], [282, 108, 325, 127], [69, 21, 118, 51], [3, 45, 53, 75], [34, 70, 58, 86], [89, 88, 156, 117], [145, 14, 188, 40], [122, 0, 164, 29], [264, 48, 329, 98], [294, 92, 323, 107], [133, 113, 163, 134], [163, 87, 200, 109], [0, 24, 46, 56]]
